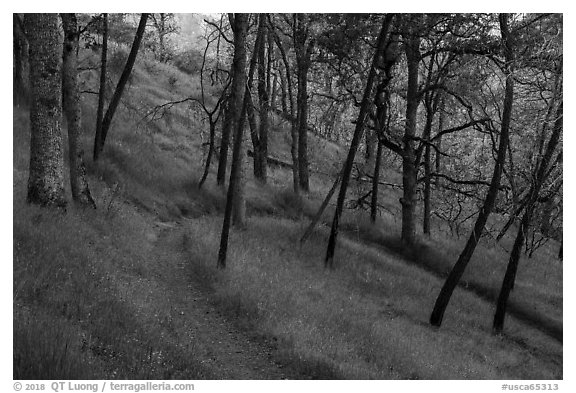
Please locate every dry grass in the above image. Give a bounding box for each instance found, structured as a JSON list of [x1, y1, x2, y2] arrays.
[[181, 214, 561, 379], [13, 41, 562, 380]]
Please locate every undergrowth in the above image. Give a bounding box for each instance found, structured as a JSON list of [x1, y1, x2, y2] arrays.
[[13, 36, 562, 380]]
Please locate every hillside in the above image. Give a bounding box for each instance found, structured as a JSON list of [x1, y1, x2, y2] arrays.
[[13, 42, 562, 380]]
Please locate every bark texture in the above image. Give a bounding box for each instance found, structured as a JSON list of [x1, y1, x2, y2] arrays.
[[217, 13, 249, 269], [400, 23, 420, 246], [294, 14, 313, 192], [25, 13, 67, 208], [255, 14, 269, 183], [61, 13, 95, 208], [217, 97, 231, 186]]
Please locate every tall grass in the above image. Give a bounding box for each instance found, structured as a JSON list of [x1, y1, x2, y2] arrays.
[[181, 214, 561, 379], [14, 37, 562, 380]]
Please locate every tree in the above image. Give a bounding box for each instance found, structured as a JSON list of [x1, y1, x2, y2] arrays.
[[246, 14, 268, 183], [370, 57, 396, 222], [25, 13, 66, 208], [149, 13, 178, 63], [325, 15, 394, 268], [269, 15, 299, 195], [196, 23, 232, 188], [216, 96, 232, 187], [430, 13, 515, 327], [293, 13, 315, 192], [214, 15, 233, 188], [493, 63, 563, 332], [255, 13, 270, 183], [399, 16, 421, 247], [94, 13, 108, 162], [217, 13, 249, 269], [61, 13, 96, 208], [93, 13, 149, 161]]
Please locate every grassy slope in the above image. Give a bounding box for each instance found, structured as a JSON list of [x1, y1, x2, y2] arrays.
[[13, 47, 562, 379]]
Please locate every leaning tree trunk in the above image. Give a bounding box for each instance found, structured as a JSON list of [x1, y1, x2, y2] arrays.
[[493, 100, 562, 333], [61, 13, 95, 208], [301, 169, 343, 245], [430, 13, 515, 327], [25, 13, 67, 208], [94, 13, 148, 160], [324, 16, 392, 268], [94, 13, 108, 162], [217, 13, 249, 269]]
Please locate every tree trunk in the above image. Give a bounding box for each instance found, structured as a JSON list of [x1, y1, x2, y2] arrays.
[[94, 13, 108, 162], [422, 108, 434, 235], [430, 14, 515, 327], [434, 97, 445, 187], [217, 97, 231, 186], [296, 64, 310, 191], [270, 18, 299, 195], [371, 138, 384, 222], [270, 71, 278, 111], [493, 100, 562, 333], [278, 62, 288, 114], [423, 143, 432, 235], [325, 16, 392, 268], [247, 17, 265, 181], [198, 118, 216, 189], [94, 13, 148, 160], [496, 199, 526, 242], [400, 26, 420, 247], [365, 128, 377, 169], [25, 13, 67, 208], [294, 14, 312, 192], [256, 13, 269, 183], [300, 170, 342, 244], [61, 13, 95, 208], [217, 13, 249, 269]]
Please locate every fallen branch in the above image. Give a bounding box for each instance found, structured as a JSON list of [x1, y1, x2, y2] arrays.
[[247, 150, 292, 169]]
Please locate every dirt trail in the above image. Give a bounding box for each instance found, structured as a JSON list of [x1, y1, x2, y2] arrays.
[[112, 218, 299, 379]]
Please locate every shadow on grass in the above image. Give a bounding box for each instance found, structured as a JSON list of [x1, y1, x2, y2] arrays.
[[339, 222, 563, 343]]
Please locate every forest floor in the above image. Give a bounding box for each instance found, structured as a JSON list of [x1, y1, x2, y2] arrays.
[[12, 45, 563, 380]]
